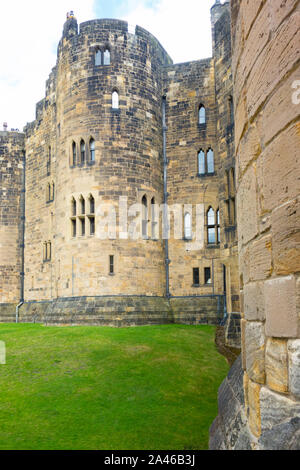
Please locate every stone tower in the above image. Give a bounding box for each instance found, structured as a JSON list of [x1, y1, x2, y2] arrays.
[[0, 129, 25, 319]]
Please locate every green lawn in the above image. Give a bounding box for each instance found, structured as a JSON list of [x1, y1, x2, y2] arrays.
[[0, 323, 228, 450]]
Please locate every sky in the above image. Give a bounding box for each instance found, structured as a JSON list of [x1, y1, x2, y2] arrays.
[[0, 0, 221, 131]]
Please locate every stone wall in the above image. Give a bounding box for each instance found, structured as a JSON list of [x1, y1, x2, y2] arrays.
[[1, 295, 224, 327], [210, 0, 300, 450], [0, 131, 24, 304]]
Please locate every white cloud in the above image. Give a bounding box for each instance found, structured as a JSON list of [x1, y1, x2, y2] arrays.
[[122, 0, 217, 64], [0, 0, 95, 131], [0, 0, 221, 131]]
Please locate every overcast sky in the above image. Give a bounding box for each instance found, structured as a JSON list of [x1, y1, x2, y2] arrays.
[[0, 0, 220, 131]]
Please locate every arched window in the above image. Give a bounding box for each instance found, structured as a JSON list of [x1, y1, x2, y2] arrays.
[[71, 197, 76, 216], [79, 195, 85, 215], [142, 195, 148, 239], [207, 148, 214, 174], [199, 105, 206, 125], [225, 168, 236, 226], [207, 207, 216, 244], [151, 197, 157, 240], [103, 48, 110, 65], [51, 182, 55, 201], [46, 183, 51, 202], [184, 212, 192, 240], [80, 140, 85, 164], [95, 49, 102, 66], [89, 138, 95, 162], [89, 194, 95, 214], [198, 150, 205, 175], [72, 141, 76, 166], [112, 91, 119, 109]]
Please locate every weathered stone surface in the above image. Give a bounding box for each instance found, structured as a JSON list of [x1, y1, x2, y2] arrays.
[[259, 416, 300, 450], [260, 386, 300, 431], [288, 339, 300, 399], [265, 338, 288, 394], [265, 275, 299, 338], [245, 321, 265, 384], [249, 235, 272, 281], [236, 166, 259, 245], [243, 282, 265, 321], [210, 356, 252, 450], [246, 9, 300, 119], [247, 379, 262, 438], [271, 197, 300, 276]]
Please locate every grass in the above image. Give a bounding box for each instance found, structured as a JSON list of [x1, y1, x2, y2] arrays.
[[0, 323, 228, 450]]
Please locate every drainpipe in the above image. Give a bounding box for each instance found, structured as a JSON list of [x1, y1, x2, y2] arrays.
[[17, 149, 26, 322], [162, 95, 170, 298]]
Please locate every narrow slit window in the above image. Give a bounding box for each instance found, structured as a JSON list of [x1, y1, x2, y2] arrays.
[[95, 49, 102, 66], [151, 197, 157, 239], [47, 242, 51, 261], [142, 195, 148, 239], [72, 197, 77, 216], [193, 268, 200, 286], [89, 195, 95, 214], [79, 196, 85, 215], [112, 91, 119, 109], [80, 140, 85, 164], [71, 219, 76, 237], [207, 207, 216, 244], [51, 182, 55, 201], [205, 267, 212, 285], [89, 138, 95, 162], [184, 212, 192, 239], [43, 242, 47, 261], [199, 105, 206, 125], [198, 150, 205, 175], [103, 49, 110, 65], [46, 183, 51, 202], [80, 218, 85, 236], [72, 141, 76, 166], [207, 148, 214, 174], [89, 216, 95, 236], [109, 255, 114, 274]]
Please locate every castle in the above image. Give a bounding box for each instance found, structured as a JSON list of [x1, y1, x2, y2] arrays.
[[0, 1, 240, 337], [0, 0, 299, 450]]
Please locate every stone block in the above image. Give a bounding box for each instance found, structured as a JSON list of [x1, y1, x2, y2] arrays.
[[288, 339, 300, 399], [237, 165, 259, 245], [249, 235, 272, 281], [260, 386, 300, 433], [240, 0, 265, 38], [244, 282, 265, 321], [265, 275, 299, 338], [247, 10, 300, 119], [265, 338, 288, 394], [248, 379, 261, 438], [271, 197, 300, 276], [259, 416, 300, 450], [269, 0, 299, 32], [258, 75, 300, 148], [245, 321, 266, 384], [237, 123, 261, 179]]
